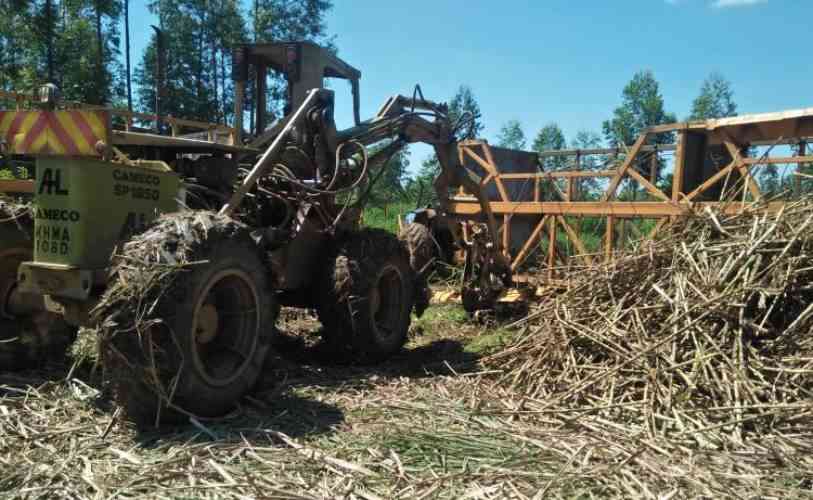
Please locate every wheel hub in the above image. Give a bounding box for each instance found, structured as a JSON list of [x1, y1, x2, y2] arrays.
[[191, 269, 261, 387], [195, 304, 220, 344]]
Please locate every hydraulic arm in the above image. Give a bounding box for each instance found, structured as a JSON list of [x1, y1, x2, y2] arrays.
[[224, 87, 504, 256], [221, 84, 512, 311]]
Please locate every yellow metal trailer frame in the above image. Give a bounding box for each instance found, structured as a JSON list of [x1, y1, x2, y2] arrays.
[[446, 108, 813, 284]]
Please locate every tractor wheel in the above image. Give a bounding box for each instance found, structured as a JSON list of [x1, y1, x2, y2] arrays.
[[317, 229, 414, 363], [398, 222, 435, 317], [0, 202, 77, 371], [96, 212, 276, 426]]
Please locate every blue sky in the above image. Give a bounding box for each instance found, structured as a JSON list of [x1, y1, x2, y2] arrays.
[[128, 0, 812, 173]]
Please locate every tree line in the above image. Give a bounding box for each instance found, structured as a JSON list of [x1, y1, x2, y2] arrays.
[[0, 0, 124, 105], [0, 0, 333, 125], [489, 71, 737, 193], [394, 70, 796, 208]]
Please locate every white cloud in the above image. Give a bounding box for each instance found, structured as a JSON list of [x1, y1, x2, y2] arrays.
[[711, 0, 767, 7]]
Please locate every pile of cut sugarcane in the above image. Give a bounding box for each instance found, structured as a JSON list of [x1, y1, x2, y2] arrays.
[[485, 199, 813, 496]]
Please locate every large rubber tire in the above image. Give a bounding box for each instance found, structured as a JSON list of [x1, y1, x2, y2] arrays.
[[96, 212, 276, 426], [0, 201, 77, 370], [398, 222, 434, 317], [317, 229, 415, 363]]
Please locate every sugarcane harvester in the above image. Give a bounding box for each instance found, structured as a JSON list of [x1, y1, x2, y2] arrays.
[[0, 42, 508, 425]]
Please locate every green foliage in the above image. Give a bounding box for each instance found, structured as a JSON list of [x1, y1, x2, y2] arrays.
[[602, 70, 676, 147], [404, 168, 437, 208], [414, 304, 468, 328], [253, 0, 333, 43], [135, 0, 332, 127], [414, 85, 485, 203], [135, 0, 249, 125], [252, 0, 335, 119], [448, 85, 483, 140], [365, 143, 410, 207], [532, 123, 567, 171], [570, 130, 605, 197], [362, 201, 414, 234], [796, 162, 813, 194], [496, 119, 526, 150], [402, 174, 433, 208], [0, 159, 31, 180], [0, 152, 31, 180], [659, 173, 674, 197], [687, 74, 793, 195], [416, 156, 440, 187], [465, 327, 514, 354], [759, 164, 781, 196], [602, 70, 675, 184], [689, 72, 737, 120], [0, 0, 125, 104]]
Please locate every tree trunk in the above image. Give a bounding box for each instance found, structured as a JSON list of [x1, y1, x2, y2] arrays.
[[9, 13, 17, 89], [220, 48, 227, 124], [253, 0, 258, 41], [195, 9, 204, 118], [0, 18, 6, 90], [45, 0, 54, 83], [94, 0, 105, 104], [211, 40, 219, 122], [125, 0, 132, 111], [249, 80, 254, 136]]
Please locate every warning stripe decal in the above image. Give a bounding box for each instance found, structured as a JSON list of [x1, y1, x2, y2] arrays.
[[45, 113, 80, 155], [18, 112, 50, 153], [69, 110, 104, 151], [0, 110, 108, 156]]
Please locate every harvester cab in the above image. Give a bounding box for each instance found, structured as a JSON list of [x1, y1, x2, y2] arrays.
[[231, 41, 361, 146]]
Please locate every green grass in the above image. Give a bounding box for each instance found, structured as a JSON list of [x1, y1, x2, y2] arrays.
[[414, 304, 468, 326], [464, 327, 514, 354], [411, 304, 470, 342], [411, 303, 517, 356], [361, 201, 415, 234]]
